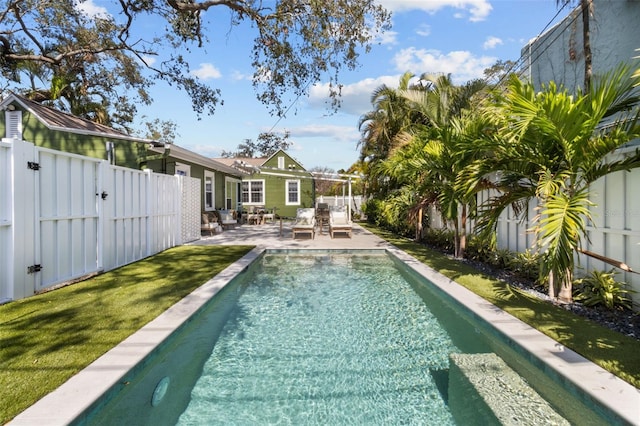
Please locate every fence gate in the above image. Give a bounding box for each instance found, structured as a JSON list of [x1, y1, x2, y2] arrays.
[[34, 147, 102, 292]]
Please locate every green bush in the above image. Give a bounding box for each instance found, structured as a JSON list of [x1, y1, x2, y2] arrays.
[[466, 233, 496, 263], [510, 249, 542, 282], [573, 269, 635, 311], [423, 228, 455, 254]]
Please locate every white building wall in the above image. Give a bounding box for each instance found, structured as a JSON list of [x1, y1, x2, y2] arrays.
[[521, 0, 640, 92]]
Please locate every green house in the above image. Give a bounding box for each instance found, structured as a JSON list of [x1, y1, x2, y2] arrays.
[[0, 92, 149, 168], [0, 92, 244, 214], [215, 149, 315, 218]]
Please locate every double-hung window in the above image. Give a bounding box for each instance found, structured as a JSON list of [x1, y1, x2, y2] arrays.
[[204, 171, 215, 211], [242, 180, 264, 204], [285, 179, 300, 205]]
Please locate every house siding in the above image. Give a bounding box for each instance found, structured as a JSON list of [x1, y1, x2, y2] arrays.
[[1, 107, 145, 169], [258, 151, 314, 217]]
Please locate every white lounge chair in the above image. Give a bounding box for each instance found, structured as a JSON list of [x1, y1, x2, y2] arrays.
[[329, 207, 352, 238], [292, 208, 316, 239]]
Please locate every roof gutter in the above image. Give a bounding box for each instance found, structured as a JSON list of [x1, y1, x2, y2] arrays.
[[139, 142, 171, 168]]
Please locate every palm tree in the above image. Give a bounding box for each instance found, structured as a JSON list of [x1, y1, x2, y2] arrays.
[[357, 72, 418, 198], [378, 74, 488, 257], [476, 64, 640, 301]]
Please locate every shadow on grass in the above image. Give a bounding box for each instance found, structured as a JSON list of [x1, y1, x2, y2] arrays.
[[0, 244, 254, 424], [362, 223, 640, 388]]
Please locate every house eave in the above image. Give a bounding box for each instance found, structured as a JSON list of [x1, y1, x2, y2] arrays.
[[148, 144, 245, 176]]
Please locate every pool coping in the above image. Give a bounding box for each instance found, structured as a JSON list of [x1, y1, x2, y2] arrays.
[[10, 244, 640, 425]]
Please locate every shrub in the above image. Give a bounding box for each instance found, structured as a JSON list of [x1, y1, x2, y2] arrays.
[[511, 249, 542, 282], [573, 269, 635, 311], [466, 233, 496, 263], [424, 228, 455, 254]]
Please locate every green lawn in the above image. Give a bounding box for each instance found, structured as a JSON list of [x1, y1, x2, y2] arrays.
[[362, 224, 640, 389], [0, 245, 254, 425]]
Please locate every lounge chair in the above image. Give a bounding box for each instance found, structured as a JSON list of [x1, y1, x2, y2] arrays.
[[329, 207, 352, 238], [292, 208, 316, 239]]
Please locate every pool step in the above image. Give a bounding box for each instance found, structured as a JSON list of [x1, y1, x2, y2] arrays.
[[448, 353, 570, 426]]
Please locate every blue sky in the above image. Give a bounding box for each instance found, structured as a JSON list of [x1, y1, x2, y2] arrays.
[[85, 1, 570, 171]]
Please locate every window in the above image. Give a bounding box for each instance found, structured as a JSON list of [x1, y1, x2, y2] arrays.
[[285, 179, 300, 205], [5, 110, 22, 139], [242, 180, 264, 204], [278, 156, 285, 169], [204, 171, 215, 211], [175, 162, 190, 176]]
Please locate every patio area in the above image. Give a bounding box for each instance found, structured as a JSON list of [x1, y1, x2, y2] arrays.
[[193, 221, 388, 250]]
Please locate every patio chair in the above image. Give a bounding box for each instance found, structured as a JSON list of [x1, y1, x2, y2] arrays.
[[217, 209, 238, 229], [292, 208, 316, 239], [244, 206, 260, 225], [261, 207, 276, 224], [329, 206, 352, 238], [316, 203, 330, 234], [201, 213, 221, 236]]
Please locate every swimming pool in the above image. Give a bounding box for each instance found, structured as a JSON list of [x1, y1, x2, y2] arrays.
[[12, 249, 636, 425]]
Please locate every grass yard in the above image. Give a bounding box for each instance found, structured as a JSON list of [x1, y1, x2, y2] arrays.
[[0, 245, 254, 425], [362, 224, 640, 389]]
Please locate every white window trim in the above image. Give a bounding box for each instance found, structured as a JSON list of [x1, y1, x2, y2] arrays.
[[242, 179, 265, 205], [204, 170, 215, 211], [277, 156, 285, 169], [285, 179, 301, 206]]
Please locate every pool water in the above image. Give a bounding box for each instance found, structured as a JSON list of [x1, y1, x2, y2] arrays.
[[178, 253, 459, 424], [80, 251, 611, 425]]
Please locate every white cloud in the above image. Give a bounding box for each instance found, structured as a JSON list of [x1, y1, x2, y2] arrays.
[[75, 0, 109, 18], [377, 30, 399, 45], [377, 0, 492, 22], [308, 75, 404, 116], [392, 47, 496, 83], [191, 63, 222, 80], [483, 36, 503, 50], [286, 124, 360, 142], [231, 70, 252, 81], [416, 24, 431, 37], [140, 55, 156, 66]]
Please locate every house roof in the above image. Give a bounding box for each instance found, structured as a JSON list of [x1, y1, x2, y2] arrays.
[[147, 143, 245, 177], [0, 92, 153, 143], [213, 149, 306, 171]]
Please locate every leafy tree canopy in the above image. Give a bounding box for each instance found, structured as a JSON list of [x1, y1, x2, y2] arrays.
[[0, 0, 391, 131], [220, 131, 291, 158]]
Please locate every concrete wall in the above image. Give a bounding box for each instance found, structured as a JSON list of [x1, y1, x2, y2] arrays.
[[521, 0, 640, 92]]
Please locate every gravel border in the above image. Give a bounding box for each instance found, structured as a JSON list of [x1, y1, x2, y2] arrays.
[[447, 253, 640, 340]]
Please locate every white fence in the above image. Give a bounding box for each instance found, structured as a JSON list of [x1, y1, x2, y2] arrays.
[[1, 139, 200, 303], [471, 169, 640, 305], [316, 195, 365, 216]]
